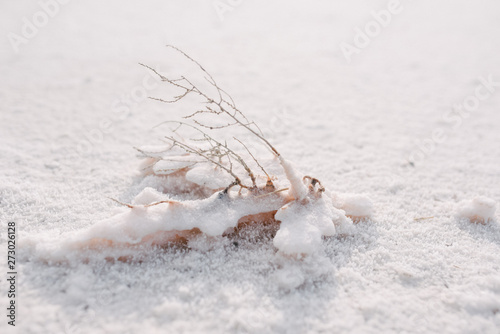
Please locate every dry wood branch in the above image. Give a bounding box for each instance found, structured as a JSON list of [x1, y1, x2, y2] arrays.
[[192, 119, 238, 130], [109, 197, 180, 209], [143, 200, 180, 207], [413, 216, 434, 221], [163, 121, 258, 188], [149, 87, 194, 104], [133, 146, 175, 158], [164, 135, 250, 189], [139, 63, 191, 92], [255, 188, 290, 198], [147, 46, 281, 157], [109, 197, 134, 208], [233, 137, 270, 180]]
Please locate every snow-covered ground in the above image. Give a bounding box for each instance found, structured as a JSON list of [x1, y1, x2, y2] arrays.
[[1, 1, 500, 333]]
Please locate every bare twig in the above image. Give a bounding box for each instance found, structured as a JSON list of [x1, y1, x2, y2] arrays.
[[165, 135, 250, 189], [109, 197, 134, 208], [133, 145, 175, 158], [142, 46, 291, 194], [150, 46, 281, 157], [162, 121, 257, 188], [413, 216, 434, 221], [255, 188, 290, 198], [143, 200, 180, 207], [233, 137, 270, 180], [109, 197, 180, 209], [192, 119, 238, 130], [149, 87, 194, 103]]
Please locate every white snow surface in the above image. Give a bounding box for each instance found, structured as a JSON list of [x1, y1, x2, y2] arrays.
[[1, 1, 500, 333], [273, 196, 342, 256], [457, 197, 497, 224], [185, 163, 234, 190]]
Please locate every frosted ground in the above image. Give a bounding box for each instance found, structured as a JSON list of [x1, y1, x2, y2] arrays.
[[1, 1, 500, 333]]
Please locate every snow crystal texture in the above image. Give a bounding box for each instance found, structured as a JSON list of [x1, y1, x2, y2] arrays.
[[1, 1, 500, 333]]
